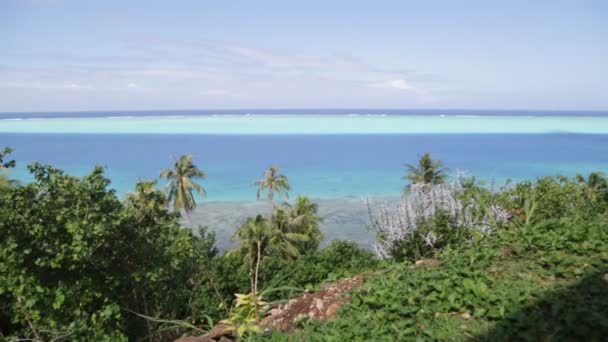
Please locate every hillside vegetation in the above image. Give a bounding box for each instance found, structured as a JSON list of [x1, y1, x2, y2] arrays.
[[0, 149, 607, 341], [264, 217, 607, 341]]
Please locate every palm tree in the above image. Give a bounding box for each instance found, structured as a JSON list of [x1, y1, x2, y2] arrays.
[[253, 166, 290, 203], [267, 206, 311, 260], [234, 211, 310, 309], [126, 180, 166, 214], [403, 153, 449, 192], [574, 172, 607, 201], [160, 155, 207, 217], [234, 215, 271, 312], [275, 196, 323, 254]]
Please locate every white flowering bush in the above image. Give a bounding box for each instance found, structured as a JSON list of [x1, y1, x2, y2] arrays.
[[366, 174, 511, 260]]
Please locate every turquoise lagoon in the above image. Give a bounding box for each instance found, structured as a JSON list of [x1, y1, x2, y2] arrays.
[[2, 114, 608, 135]]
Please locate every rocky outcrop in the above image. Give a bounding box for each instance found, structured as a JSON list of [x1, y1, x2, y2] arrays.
[[259, 274, 365, 332]]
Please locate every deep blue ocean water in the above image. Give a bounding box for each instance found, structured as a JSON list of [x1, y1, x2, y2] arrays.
[[2, 133, 607, 201]]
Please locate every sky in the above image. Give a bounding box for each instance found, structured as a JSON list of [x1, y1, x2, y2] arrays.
[[1, 0, 607, 112]]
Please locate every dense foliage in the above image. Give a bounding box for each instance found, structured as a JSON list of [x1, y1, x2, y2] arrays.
[[1, 147, 606, 341], [0, 164, 217, 340]]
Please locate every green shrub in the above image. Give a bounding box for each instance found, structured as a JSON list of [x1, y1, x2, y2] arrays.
[[261, 241, 378, 301], [0, 164, 215, 340]]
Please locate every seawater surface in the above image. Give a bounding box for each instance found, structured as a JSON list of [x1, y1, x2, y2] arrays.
[[1, 112, 607, 248], [2, 114, 608, 134]]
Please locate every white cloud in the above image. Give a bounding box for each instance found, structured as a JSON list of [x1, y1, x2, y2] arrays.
[[368, 79, 437, 104], [127, 82, 137, 88], [371, 79, 416, 91]]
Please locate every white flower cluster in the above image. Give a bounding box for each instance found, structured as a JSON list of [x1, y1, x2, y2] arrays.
[[366, 175, 510, 259]]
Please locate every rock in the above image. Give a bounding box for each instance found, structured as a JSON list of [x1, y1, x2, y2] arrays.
[[205, 323, 233, 339], [175, 337, 207, 342], [326, 303, 341, 317], [461, 312, 472, 320], [175, 323, 234, 342], [314, 298, 324, 311], [412, 258, 440, 268], [259, 274, 365, 332]]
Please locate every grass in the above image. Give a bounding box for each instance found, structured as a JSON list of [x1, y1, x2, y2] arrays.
[[259, 217, 608, 341]]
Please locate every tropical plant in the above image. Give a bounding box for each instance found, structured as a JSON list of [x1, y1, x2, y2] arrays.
[[574, 172, 608, 201], [267, 216, 608, 341], [267, 209, 311, 261], [271, 196, 323, 255], [160, 155, 207, 217], [234, 212, 309, 313], [402, 152, 449, 193], [254, 166, 290, 203], [0, 147, 15, 169], [0, 163, 213, 341], [0, 147, 17, 192], [234, 215, 272, 312], [367, 179, 510, 260], [220, 292, 268, 338]]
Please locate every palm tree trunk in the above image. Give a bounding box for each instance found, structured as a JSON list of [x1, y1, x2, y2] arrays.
[[253, 241, 262, 321], [248, 249, 255, 295]]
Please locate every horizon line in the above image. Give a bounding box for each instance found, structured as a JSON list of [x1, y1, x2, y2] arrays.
[[1, 107, 608, 115]]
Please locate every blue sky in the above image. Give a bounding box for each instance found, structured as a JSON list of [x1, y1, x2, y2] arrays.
[[1, 0, 607, 111]]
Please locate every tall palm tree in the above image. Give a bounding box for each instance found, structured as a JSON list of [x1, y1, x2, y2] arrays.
[[234, 212, 310, 305], [234, 215, 271, 309], [160, 155, 207, 216], [253, 166, 290, 203], [403, 153, 449, 192]]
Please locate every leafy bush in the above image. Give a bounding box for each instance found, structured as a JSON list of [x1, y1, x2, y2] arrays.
[[0, 164, 216, 340], [496, 175, 608, 224], [368, 179, 510, 261], [261, 241, 378, 301]]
